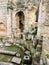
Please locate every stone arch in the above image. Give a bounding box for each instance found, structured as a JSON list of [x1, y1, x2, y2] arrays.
[[15, 11, 25, 32]]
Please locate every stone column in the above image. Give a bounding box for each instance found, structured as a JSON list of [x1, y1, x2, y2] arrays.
[[11, 10, 16, 37], [37, 0, 43, 37], [24, 9, 29, 32], [6, 9, 12, 38], [39, 1, 49, 65], [37, 0, 46, 37]]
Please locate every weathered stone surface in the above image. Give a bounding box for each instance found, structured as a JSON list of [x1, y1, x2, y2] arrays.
[[0, 50, 16, 55], [37, 1, 49, 65], [0, 43, 3, 47], [11, 57, 21, 64], [0, 0, 49, 65], [46, 58, 49, 65], [4, 42, 11, 46], [0, 62, 13, 65], [16, 53, 20, 57], [43, 35, 49, 54], [0, 0, 38, 38]]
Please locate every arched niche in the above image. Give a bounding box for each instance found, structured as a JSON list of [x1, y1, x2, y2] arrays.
[[15, 11, 25, 32]]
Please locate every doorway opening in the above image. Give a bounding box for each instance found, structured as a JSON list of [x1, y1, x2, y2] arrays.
[[16, 11, 25, 32]]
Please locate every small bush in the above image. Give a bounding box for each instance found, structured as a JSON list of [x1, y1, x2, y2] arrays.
[[46, 54, 49, 58]]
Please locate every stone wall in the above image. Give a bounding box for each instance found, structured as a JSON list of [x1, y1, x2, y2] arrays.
[[0, 0, 8, 37], [0, 0, 39, 38], [0, 0, 44, 38], [43, 0, 49, 55], [37, 0, 49, 57]]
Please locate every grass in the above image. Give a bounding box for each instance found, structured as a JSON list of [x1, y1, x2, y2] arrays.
[[0, 54, 13, 62], [5, 45, 24, 58], [0, 45, 24, 61], [0, 54, 19, 65], [0, 40, 33, 65], [4, 45, 18, 52], [0, 46, 16, 62]]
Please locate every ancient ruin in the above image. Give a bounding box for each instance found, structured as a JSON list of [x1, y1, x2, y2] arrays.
[[0, 0, 49, 65]]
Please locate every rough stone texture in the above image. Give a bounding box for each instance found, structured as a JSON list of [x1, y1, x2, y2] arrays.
[[43, 35, 49, 54], [0, 62, 13, 65], [38, 0, 49, 37], [0, 0, 49, 63], [0, 0, 39, 38], [37, 0, 49, 64], [11, 57, 21, 64], [0, 50, 16, 55], [43, 1, 49, 55], [0, 3, 7, 36]]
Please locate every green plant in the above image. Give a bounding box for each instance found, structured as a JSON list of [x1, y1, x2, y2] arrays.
[[7, 1, 13, 12], [43, 63, 46, 65], [46, 54, 49, 58], [7, 5, 13, 10]]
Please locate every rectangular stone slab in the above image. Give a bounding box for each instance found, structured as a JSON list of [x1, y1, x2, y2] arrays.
[[11, 57, 21, 64]]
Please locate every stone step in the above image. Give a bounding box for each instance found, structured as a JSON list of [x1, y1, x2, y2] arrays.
[[0, 50, 16, 56], [0, 62, 13, 65]]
